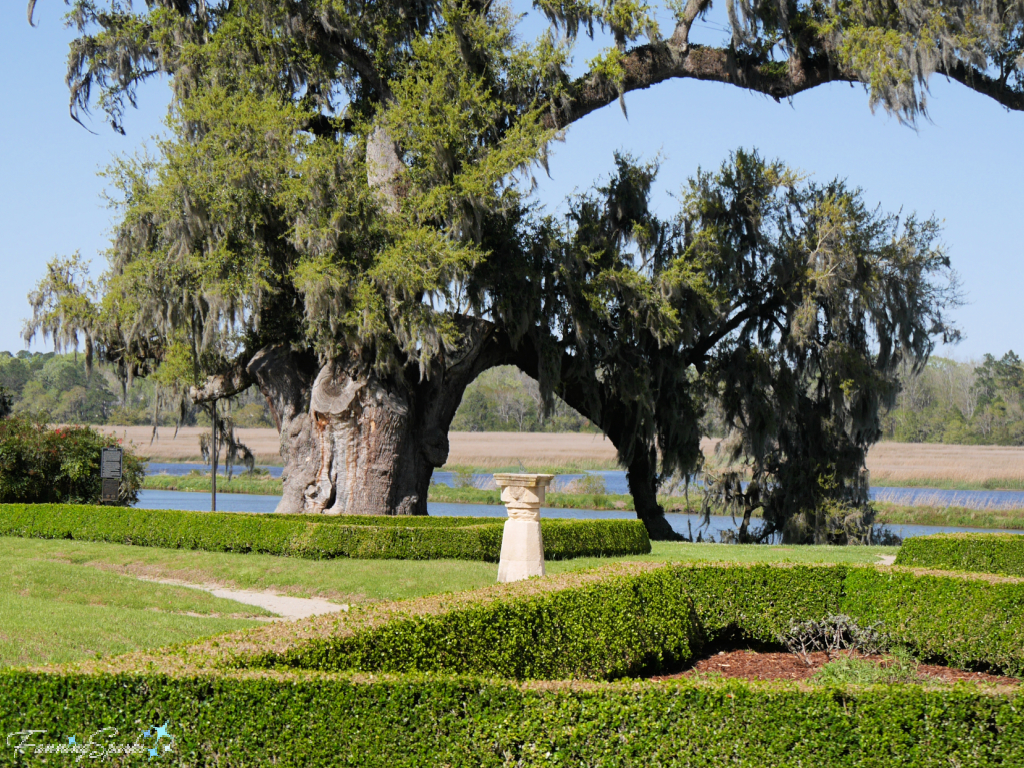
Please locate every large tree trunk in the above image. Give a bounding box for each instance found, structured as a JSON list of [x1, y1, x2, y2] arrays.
[[510, 344, 682, 541], [297, 366, 434, 515], [623, 447, 683, 541], [249, 321, 510, 516]]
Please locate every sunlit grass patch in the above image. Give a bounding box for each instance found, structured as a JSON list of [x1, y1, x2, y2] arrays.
[[0, 545, 269, 667]]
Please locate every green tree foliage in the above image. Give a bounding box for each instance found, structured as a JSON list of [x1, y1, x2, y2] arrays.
[[883, 353, 1024, 445], [25, 0, 1021, 385], [535, 151, 958, 542], [0, 351, 273, 428], [0, 417, 143, 505], [450, 367, 596, 432], [23, 0, 1021, 536]]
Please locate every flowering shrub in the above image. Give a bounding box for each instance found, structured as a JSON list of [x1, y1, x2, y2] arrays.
[[0, 416, 143, 505]]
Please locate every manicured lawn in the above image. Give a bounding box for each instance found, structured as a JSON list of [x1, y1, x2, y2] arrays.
[[0, 537, 500, 604], [0, 541, 271, 668], [0, 536, 895, 602], [0, 535, 897, 668], [544, 541, 897, 573]]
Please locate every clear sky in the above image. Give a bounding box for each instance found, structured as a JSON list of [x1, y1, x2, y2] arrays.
[[2, 2, 1021, 362]]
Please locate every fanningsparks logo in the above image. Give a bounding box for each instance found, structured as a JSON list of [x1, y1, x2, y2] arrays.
[[7, 722, 175, 761]]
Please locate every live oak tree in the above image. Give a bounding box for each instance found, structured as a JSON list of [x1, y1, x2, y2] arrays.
[[527, 151, 958, 542], [25, 0, 1021, 537]]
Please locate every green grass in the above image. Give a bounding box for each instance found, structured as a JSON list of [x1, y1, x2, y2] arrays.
[[874, 502, 1024, 530], [0, 540, 269, 668], [0, 537, 500, 603], [0, 529, 897, 669], [545, 541, 897, 572], [0, 536, 895, 605], [811, 649, 922, 685], [142, 473, 283, 495]]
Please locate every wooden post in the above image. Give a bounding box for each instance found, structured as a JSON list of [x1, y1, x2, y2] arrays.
[[211, 399, 218, 512]]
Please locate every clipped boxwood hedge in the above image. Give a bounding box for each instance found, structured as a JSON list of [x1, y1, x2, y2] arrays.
[[895, 532, 1024, 576], [841, 567, 1024, 674], [246, 563, 1024, 678], [0, 503, 650, 562], [3, 562, 1024, 766], [1, 672, 1021, 767]]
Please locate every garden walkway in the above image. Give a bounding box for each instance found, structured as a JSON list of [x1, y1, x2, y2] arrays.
[[136, 576, 350, 620]]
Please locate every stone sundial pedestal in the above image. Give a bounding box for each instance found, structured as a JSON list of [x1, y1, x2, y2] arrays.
[[494, 473, 554, 583]]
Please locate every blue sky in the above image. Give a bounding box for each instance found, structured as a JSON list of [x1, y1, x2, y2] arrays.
[[2, 2, 1022, 362]]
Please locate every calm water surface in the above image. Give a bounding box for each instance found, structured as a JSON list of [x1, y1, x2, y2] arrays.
[[147, 464, 1024, 510]]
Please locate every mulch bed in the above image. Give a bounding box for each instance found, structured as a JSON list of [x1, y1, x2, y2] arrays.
[[649, 648, 1017, 686]]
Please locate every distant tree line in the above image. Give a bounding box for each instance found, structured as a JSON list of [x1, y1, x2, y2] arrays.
[[0, 351, 273, 428], [451, 367, 598, 433], [881, 353, 1024, 445], [9, 349, 1023, 447], [454, 355, 1024, 445]]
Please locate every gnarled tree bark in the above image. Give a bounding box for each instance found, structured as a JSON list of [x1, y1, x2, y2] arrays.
[[205, 322, 514, 517]]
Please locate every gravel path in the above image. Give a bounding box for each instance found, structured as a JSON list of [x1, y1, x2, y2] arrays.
[[137, 577, 349, 620]]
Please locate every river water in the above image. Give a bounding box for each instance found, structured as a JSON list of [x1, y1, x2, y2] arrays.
[[147, 464, 1024, 511], [135, 489, 1023, 541]]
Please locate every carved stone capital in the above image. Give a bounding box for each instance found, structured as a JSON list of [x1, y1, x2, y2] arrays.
[[494, 473, 553, 583], [494, 473, 554, 518]]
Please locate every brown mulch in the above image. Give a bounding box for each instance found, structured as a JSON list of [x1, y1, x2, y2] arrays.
[[649, 649, 1018, 686]]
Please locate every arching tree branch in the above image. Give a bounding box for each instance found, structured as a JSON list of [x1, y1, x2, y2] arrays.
[[548, 38, 1024, 130]]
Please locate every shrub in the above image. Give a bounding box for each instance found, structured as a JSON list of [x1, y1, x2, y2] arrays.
[[1, 672, 1021, 767], [243, 563, 1024, 678], [780, 614, 886, 666], [253, 566, 701, 679], [251, 565, 846, 678], [840, 567, 1024, 675], [0, 416, 143, 505], [894, 532, 1024, 576], [0, 504, 650, 561], [2, 563, 1023, 765]]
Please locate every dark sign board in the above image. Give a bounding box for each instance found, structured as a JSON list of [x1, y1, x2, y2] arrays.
[[101, 477, 120, 503], [100, 447, 123, 479]]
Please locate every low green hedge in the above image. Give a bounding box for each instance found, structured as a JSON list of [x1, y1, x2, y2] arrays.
[[251, 566, 704, 679], [247, 563, 1024, 678], [1, 672, 1021, 767], [841, 567, 1024, 674], [0, 504, 650, 562], [894, 532, 1024, 576], [3, 562, 1023, 765]]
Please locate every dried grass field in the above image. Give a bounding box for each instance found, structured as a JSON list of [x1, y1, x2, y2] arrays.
[[95, 426, 284, 464], [103, 425, 1024, 488], [863, 442, 1024, 489]]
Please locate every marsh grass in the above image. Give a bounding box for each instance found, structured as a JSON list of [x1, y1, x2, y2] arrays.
[[143, 472, 283, 495], [127, 429, 1024, 492], [873, 502, 1024, 530]]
